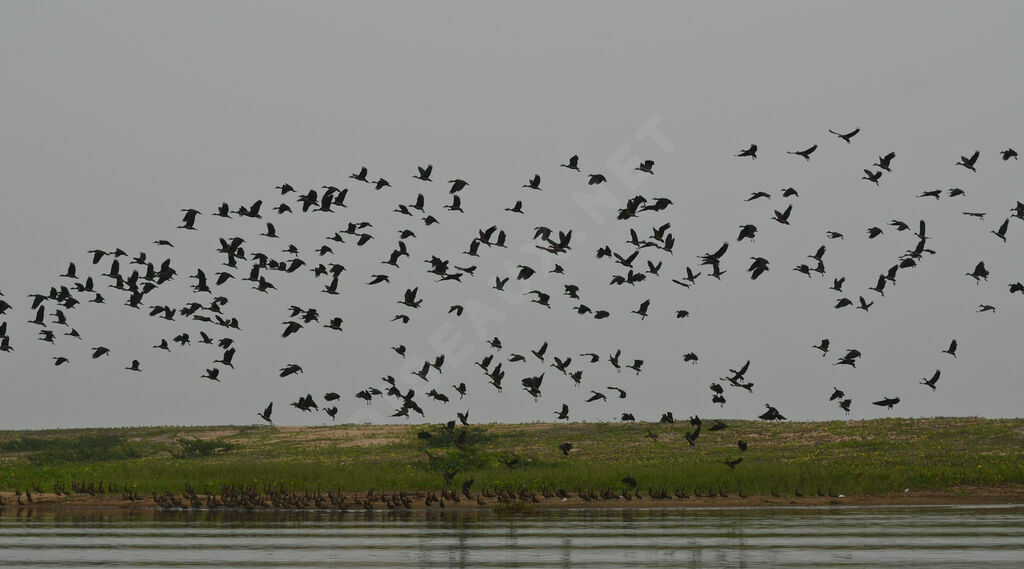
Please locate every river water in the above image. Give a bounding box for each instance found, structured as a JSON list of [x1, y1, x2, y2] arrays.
[[0, 504, 1020, 568]]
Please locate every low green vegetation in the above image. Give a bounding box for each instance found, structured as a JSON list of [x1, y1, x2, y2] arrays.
[[0, 418, 1021, 497]]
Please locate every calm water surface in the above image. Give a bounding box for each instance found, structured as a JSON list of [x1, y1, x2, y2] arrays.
[[0, 504, 1021, 568]]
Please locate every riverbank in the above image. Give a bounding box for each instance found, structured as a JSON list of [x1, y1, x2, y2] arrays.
[[2, 487, 1023, 513], [1, 418, 1021, 503]]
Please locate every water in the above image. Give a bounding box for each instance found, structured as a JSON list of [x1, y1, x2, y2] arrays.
[[0, 505, 1021, 568]]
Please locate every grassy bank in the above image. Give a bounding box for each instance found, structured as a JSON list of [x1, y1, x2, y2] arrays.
[[0, 418, 1021, 499]]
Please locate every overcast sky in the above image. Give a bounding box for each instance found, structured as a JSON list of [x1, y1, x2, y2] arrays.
[[1, 2, 1022, 429]]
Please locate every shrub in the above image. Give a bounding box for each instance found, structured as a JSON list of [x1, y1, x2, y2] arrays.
[[11, 433, 143, 464], [173, 437, 237, 459]]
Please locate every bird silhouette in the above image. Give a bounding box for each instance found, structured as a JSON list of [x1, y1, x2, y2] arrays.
[[201, 368, 220, 382], [721, 457, 743, 470], [956, 150, 980, 172], [992, 219, 1010, 242], [558, 442, 573, 457], [736, 144, 757, 159], [631, 299, 651, 320], [829, 127, 860, 143], [872, 396, 901, 409], [787, 144, 818, 161], [759, 404, 786, 421], [874, 151, 896, 171], [585, 390, 607, 403], [942, 339, 958, 358], [257, 402, 273, 423], [635, 160, 655, 174], [813, 339, 830, 357], [772, 204, 793, 225], [966, 261, 989, 283], [838, 399, 852, 414], [919, 370, 941, 391]]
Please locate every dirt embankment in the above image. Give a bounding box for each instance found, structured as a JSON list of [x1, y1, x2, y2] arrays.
[[3, 488, 1022, 512]]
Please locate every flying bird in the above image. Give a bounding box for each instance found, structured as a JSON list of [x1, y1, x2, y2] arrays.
[[919, 370, 941, 391], [874, 151, 895, 172], [258, 402, 273, 423], [942, 339, 958, 358], [992, 219, 1010, 242], [787, 144, 817, 161], [956, 150, 980, 172], [736, 144, 757, 159], [829, 127, 860, 143], [873, 396, 901, 409]]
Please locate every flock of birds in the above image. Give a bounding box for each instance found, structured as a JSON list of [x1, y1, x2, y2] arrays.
[[0, 128, 1021, 466]]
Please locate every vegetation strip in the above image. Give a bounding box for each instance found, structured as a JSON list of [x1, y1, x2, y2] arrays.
[[0, 418, 1020, 508]]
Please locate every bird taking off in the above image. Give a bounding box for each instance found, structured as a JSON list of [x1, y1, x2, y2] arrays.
[[258, 402, 273, 423]]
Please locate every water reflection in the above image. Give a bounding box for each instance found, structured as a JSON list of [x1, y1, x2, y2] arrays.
[[0, 505, 1021, 568]]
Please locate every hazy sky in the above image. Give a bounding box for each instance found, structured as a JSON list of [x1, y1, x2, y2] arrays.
[[1, 2, 1022, 429]]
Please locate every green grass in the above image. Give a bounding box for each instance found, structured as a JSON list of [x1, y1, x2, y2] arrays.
[[0, 418, 1021, 497]]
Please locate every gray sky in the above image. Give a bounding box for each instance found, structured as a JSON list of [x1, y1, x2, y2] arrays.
[[1, 1, 1022, 429]]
